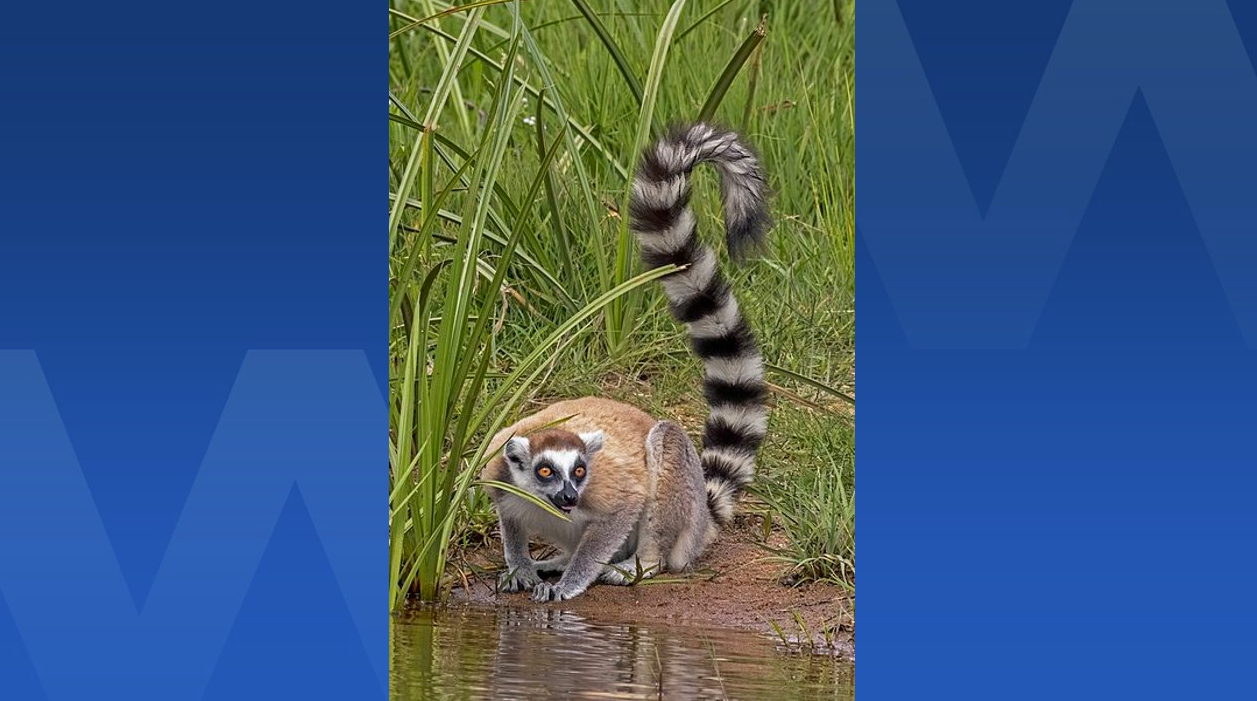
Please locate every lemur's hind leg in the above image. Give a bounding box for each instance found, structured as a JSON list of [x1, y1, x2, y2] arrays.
[[600, 421, 712, 587], [645, 420, 715, 572]]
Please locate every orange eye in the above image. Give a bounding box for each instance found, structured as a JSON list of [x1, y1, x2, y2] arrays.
[[574, 466, 586, 479], [536, 466, 552, 478]]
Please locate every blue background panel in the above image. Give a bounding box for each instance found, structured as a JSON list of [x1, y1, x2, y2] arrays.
[[0, 2, 381, 698], [863, 0, 1257, 697]]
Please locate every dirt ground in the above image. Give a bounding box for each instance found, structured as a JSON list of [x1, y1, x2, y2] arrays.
[[447, 514, 853, 656]]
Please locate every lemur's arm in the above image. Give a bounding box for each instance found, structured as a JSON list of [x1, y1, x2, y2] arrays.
[[532, 505, 642, 602], [497, 514, 542, 592]]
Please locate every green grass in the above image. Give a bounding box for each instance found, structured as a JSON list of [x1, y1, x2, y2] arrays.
[[756, 411, 855, 587], [389, 0, 854, 606]]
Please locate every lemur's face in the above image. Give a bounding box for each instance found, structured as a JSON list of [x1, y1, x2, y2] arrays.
[[503, 429, 604, 514]]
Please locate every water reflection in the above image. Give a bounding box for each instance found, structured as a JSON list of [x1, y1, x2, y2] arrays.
[[392, 604, 852, 700]]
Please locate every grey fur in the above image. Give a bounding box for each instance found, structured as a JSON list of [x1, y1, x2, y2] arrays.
[[532, 505, 641, 602], [494, 421, 715, 601], [641, 421, 717, 573], [599, 421, 715, 585], [496, 433, 604, 594], [498, 516, 544, 593]]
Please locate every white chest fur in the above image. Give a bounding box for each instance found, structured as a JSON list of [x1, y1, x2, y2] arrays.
[[497, 493, 590, 552]]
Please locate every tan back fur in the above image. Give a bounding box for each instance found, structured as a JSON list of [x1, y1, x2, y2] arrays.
[[481, 397, 657, 514]]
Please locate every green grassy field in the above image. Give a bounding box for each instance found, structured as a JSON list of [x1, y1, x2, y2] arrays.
[[388, 0, 853, 607]]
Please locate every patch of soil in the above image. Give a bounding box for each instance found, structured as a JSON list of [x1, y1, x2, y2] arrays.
[[448, 514, 853, 654]]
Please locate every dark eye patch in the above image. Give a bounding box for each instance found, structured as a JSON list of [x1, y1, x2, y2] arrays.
[[534, 462, 556, 479]]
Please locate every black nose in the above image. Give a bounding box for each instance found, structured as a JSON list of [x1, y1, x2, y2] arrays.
[[554, 485, 578, 508]]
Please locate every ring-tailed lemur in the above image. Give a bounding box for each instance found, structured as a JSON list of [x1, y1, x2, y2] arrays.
[[481, 123, 771, 602]]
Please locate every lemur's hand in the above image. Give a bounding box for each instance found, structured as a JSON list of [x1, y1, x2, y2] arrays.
[[499, 565, 542, 593], [532, 580, 585, 602]]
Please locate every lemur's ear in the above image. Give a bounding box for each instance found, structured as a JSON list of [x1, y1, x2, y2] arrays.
[[579, 430, 605, 455], [503, 437, 530, 468]]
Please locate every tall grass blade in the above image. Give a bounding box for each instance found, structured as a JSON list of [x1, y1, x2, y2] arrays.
[[422, 31, 525, 600], [476, 480, 571, 521], [568, 0, 644, 104], [534, 91, 572, 267], [508, 8, 617, 291], [388, 0, 517, 40], [767, 362, 855, 404], [389, 150, 481, 324], [419, 0, 475, 137], [465, 264, 680, 451], [698, 14, 766, 123], [676, 0, 735, 42], [419, 22, 630, 179], [741, 36, 763, 130], [388, 197, 570, 307], [388, 8, 484, 249], [608, 0, 689, 349]]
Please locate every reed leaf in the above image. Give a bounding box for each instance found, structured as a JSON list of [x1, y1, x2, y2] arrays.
[[388, 7, 484, 250], [534, 90, 572, 268], [766, 362, 855, 404], [388, 0, 518, 40], [608, 0, 689, 349], [676, 0, 734, 41], [568, 0, 644, 104], [698, 14, 766, 123], [418, 22, 629, 179], [476, 480, 571, 521]]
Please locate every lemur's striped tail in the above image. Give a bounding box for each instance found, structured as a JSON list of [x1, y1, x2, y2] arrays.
[[629, 123, 771, 525]]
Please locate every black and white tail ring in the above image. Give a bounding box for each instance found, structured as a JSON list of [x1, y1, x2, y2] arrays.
[[628, 122, 772, 524]]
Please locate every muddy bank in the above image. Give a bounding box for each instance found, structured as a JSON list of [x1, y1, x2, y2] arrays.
[[448, 514, 853, 656]]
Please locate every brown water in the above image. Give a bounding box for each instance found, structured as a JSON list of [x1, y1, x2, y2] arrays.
[[391, 604, 853, 700]]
